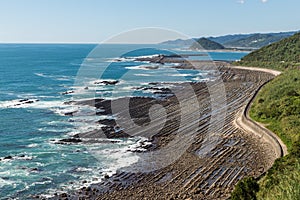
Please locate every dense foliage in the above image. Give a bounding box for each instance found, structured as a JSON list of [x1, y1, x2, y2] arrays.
[[236, 32, 300, 70], [250, 70, 300, 200], [190, 37, 225, 50], [250, 70, 300, 152], [232, 33, 300, 200], [231, 177, 259, 200]]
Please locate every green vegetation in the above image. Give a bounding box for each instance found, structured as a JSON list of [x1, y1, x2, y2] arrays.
[[161, 31, 297, 48], [249, 70, 300, 200], [250, 70, 300, 150], [190, 37, 225, 50], [223, 33, 295, 49], [236, 32, 300, 70], [231, 177, 259, 200], [232, 32, 300, 200]]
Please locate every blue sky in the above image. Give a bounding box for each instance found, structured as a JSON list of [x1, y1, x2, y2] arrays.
[[0, 0, 299, 43]]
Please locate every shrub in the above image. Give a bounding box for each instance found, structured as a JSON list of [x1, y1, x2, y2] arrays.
[[231, 177, 259, 200]]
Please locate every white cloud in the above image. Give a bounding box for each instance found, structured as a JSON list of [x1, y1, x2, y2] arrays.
[[237, 0, 268, 4]]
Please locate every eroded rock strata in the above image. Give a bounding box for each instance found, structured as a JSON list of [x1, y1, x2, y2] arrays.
[[51, 65, 278, 200]]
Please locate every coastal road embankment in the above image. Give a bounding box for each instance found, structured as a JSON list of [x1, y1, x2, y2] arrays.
[[233, 66, 288, 158]]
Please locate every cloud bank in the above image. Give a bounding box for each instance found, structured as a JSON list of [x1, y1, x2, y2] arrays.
[[237, 0, 268, 4]]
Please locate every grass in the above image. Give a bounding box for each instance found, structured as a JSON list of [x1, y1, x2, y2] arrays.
[[231, 70, 300, 200], [256, 155, 300, 200], [249, 70, 300, 152], [250, 70, 300, 200], [231, 32, 300, 200]]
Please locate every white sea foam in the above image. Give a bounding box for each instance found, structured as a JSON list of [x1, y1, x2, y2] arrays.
[[34, 73, 73, 81], [192, 77, 210, 82], [125, 64, 160, 70], [88, 144, 139, 176], [15, 155, 35, 161], [34, 73, 48, 78], [0, 99, 40, 108], [0, 98, 86, 119], [0, 177, 16, 189], [88, 79, 119, 86], [37, 127, 73, 133], [107, 54, 160, 63], [168, 73, 194, 77], [125, 66, 145, 70], [0, 154, 35, 162], [106, 57, 135, 63], [132, 54, 160, 59], [134, 73, 152, 77], [40, 137, 147, 198], [27, 143, 39, 148]]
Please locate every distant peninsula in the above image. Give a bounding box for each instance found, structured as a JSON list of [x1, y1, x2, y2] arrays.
[[190, 37, 225, 50]]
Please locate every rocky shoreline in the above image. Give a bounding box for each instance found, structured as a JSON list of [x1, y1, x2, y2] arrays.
[[37, 61, 280, 200]]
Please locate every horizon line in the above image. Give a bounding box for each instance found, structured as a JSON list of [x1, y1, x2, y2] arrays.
[[0, 29, 298, 45], [0, 42, 162, 45]]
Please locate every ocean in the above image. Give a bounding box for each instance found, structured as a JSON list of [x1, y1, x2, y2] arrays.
[[0, 44, 248, 199]]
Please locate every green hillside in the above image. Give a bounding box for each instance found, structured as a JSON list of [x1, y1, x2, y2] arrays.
[[250, 70, 300, 200], [223, 32, 296, 48], [237, 32, 300, 70], [190, 37, 225, 50], [160, 31, 297, 49], [232, 33, 300, 200]]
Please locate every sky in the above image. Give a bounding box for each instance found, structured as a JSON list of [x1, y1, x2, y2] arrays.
[[0, 0, 299, 43]]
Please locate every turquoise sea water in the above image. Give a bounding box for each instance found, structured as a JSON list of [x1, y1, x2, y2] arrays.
[[0, 44, 248, 199]]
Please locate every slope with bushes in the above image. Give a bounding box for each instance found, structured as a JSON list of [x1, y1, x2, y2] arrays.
[[249, 70, 300, 200], [237, 32, 300, 70], [231, 33, 300, 200], [223, 32, 296, 49]]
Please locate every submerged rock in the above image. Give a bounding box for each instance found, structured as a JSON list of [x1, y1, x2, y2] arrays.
[[19, 99, 29, 102], [4, 156, 13, 160], [64, 111, 78, 116], [62, 90, 75, 95], [55, 138, 82, 144], [94, 80, 119, 85]]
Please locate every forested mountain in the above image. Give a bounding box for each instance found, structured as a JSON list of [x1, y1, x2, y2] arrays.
[[160, 31, 297, 49], [238, 32, 300, 70], [190, 38, 225, 50]]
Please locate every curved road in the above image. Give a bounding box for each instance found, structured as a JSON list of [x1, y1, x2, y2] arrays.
[[232, 66, 288, 158]]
